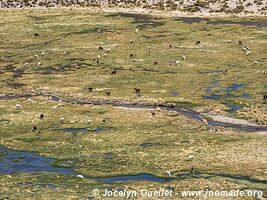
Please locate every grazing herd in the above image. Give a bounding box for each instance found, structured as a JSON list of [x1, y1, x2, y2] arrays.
[[29, 28, 265, 104], [8, 25, 265, 181]]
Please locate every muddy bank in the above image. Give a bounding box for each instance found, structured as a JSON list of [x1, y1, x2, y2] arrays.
[[0, 92, 267, 133]]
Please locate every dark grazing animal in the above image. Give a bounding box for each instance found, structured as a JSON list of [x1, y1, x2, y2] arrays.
[[40, 114, 44, 119], [32, 126, 37, 132], [134, 88, 140, 93], [34, 33, 40, 37], [151, 111, 156, 116], [88, 87, 93, 92], [105, 91, 110, 96], [195, 41, 201, 45], [111, 71, 116, 75], [169, 44, 173, 48], [99, 46, 103, 51], [239, 41, 243, 45], [263, 94, 267, 100], [191, 167, 195, 174], [130, 54, 134, 58], [153, 61, 158, 65]]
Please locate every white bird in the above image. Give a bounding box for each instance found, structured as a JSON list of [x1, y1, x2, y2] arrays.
[[97, 55, 101, 60], [253, 61, 258, 64], [77, 174, 84, 179], [262, 71, 266, 74], [24, 62, 28, 67], [41, 51, 45, 56], [130, 39, 134, 43], [103, 53, 107, 57], [135, 28, 138, 34], [34, 55, 39, 58], [165, 170, 172, 177], [187, 155, 194, 161], [16, 104, 22, 109], [59, 117, 65, 123], [37, 62, 41, 66], [182, 55, 186, 60]]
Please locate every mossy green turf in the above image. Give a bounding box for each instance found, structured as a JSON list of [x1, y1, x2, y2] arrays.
[[0, 8, 266, 199]]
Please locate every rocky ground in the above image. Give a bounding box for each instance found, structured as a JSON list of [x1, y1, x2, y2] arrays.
[[0, 0, 267, 15]]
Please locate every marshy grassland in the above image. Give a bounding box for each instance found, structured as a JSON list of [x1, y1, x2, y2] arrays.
[[0, 8, 266, 199]]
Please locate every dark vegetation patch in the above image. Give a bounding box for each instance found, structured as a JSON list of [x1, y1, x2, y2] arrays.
[[106, 13, 165, 28], [176, 17, 267, 28], [140, 143, 161, 148], [36, 62, 92, 74], [51, 159, 76, 168]]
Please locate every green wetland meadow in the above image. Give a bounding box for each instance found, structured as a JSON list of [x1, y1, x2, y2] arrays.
[[0, 7, 266, 199]]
